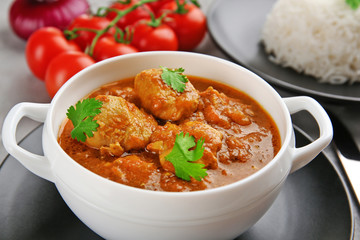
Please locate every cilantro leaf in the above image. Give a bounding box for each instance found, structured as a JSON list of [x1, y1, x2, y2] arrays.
[[66, 98, 103, 142], [165, 132, 207, 181], [160, 66, 189, 93], [346, 0, 360, 9]]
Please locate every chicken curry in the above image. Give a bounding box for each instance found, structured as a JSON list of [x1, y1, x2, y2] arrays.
[[58, 67, 281, 192]]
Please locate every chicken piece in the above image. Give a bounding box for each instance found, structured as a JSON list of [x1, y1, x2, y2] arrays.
[[180, 121, 223, 169], [134, 68, 199, 121], [199, 87, 252, 128], [147, 122, 182, 173], [86, 95, 158, 156], [104, 86, 141, 106], [88, 86, 140, 106], [218, 132, 269, 164], [147, 122, 182, 152], [223, 136, 252, 163], [111, 155, 159, 190], [147, 121, 223, 172], [160, 171, 207, 192]]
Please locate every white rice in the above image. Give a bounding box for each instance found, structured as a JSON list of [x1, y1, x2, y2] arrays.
[[261, 0, 360, 84]]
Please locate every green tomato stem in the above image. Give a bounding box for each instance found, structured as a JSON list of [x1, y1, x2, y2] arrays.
[[174, 0, 188, 14], [146, 12, 167, 28], [64, 0, 157, 57], [88, 0, 158, 56]]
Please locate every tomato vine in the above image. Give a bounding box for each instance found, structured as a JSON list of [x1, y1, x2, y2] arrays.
[[64, 0, 157, 56]]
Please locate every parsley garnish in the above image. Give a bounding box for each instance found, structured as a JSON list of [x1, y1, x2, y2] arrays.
[[165, 132, 207, 181], [160, 66, 189, 93], [346, 0, 360, 9], [66, 98, 103, 142]]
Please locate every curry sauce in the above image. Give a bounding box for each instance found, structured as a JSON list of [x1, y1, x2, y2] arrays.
[[58, 74, 281, 192]]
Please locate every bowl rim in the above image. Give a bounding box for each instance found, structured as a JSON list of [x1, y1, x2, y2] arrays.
[[48, 51, 293, 197]]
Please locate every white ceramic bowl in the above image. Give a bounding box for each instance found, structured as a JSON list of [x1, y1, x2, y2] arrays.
[[2, 51, 333, 240]]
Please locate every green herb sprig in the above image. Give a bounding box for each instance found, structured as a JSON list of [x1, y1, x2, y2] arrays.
[[346, 0, 360, 9], [160, 66, 189, 93], [165, 132, 207, 181], [66, 98, 103, 142]]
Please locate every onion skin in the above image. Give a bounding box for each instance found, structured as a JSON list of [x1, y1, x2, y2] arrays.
[[9, 0, 90, 40]]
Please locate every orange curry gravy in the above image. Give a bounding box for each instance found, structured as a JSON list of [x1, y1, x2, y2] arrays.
[[58, 76, 281, 192]]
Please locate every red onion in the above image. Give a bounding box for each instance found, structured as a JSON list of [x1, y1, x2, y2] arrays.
[[9, 0, 90, 40]]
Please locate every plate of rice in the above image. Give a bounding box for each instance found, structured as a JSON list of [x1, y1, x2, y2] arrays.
[[207, 0, 360, 104]]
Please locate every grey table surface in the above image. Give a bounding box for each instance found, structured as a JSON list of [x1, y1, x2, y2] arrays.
[[0, 0, 359, 239]]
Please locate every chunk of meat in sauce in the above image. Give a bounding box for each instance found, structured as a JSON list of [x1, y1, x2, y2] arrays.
[[160, 171, 207, 192], [224, 136, 252, 162], [134, 68, 199, 121], [146, 122, 181, 173], [196, 86, 252, 128], [89, 86, 140, 106], [185, 86, 269, 165], [111, 155, 160, 190], [85, 95, 157, 156], [181, 121, 223, 169], [147, 121, 223, 173]]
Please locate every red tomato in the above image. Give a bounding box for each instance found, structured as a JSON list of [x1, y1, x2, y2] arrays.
[[45, 51, 95, 98], [67, 14, 112, 51], [147, 0, 173, 14], [93, 36, 138, 62], [130, 20, 178, 51], [25, 27, 80, 81], [158, 1, 207, 50], [106, 0, 153, 29]]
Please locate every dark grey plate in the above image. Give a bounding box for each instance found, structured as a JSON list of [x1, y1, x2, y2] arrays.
[[207, 0, 360, 104], [0, 126, 352, 240]]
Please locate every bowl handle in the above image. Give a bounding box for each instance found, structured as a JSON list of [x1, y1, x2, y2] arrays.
[[283, 97, 333, 173], [2, 103, 54, 182]]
